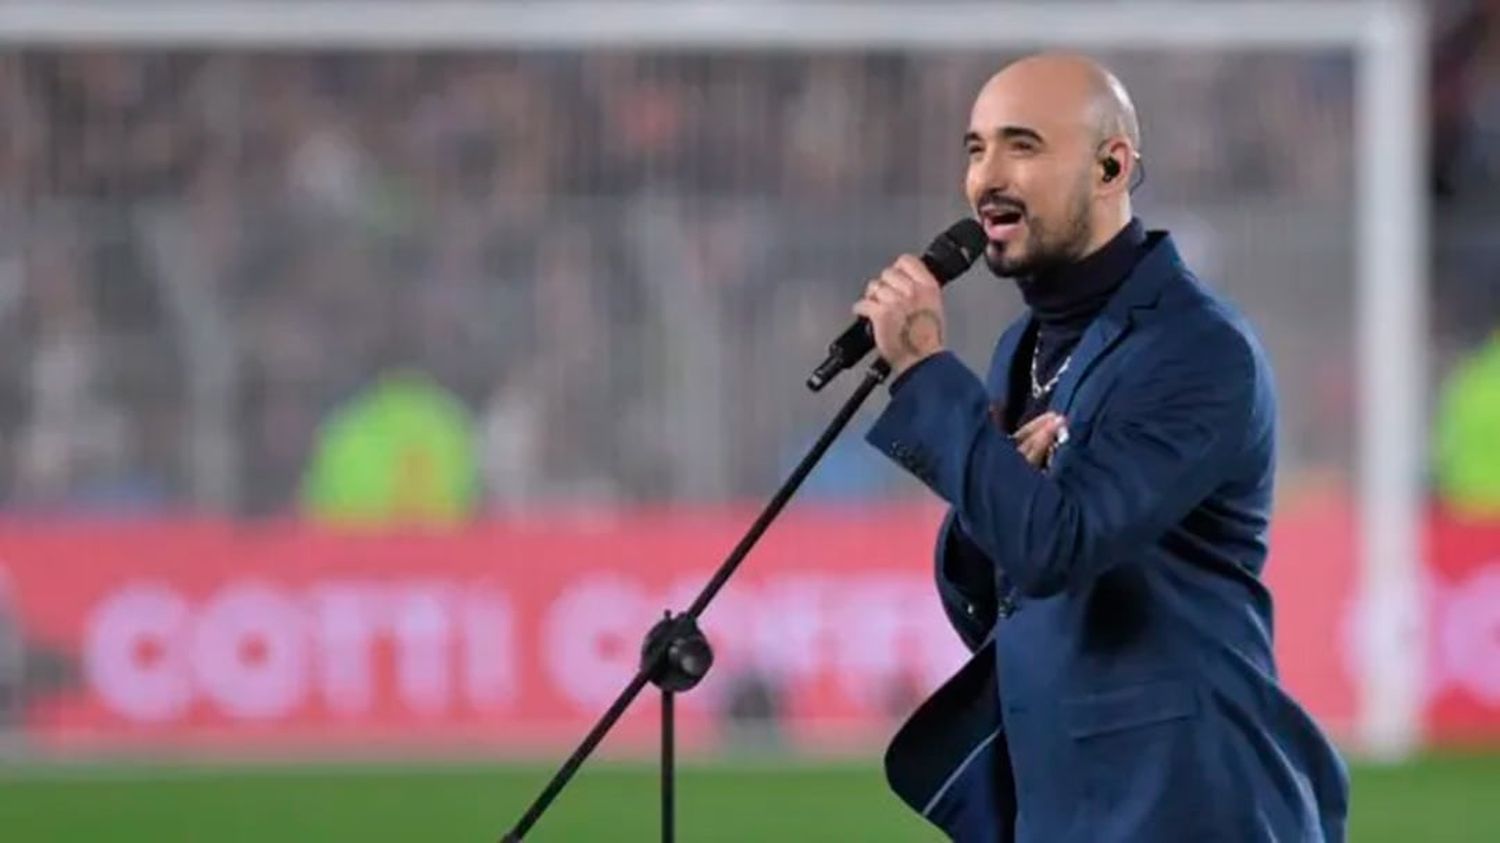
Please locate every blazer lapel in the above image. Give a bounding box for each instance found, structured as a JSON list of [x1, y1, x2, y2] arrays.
[[1047, 309, 1128, 414], [1048, 232, 1180, 414], [986, 317, 1031, 402]]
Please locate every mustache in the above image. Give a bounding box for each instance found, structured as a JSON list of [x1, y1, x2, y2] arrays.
[[976, 190, 1027, 218]]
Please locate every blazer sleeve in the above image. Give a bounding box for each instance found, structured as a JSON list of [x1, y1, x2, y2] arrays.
[[867, 326, 1256, 599]]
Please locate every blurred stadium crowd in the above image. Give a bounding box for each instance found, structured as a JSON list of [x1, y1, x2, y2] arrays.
[[0, 0, 1494, 520]]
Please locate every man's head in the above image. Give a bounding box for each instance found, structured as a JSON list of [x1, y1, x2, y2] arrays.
[[964, 53, 1140, 279]]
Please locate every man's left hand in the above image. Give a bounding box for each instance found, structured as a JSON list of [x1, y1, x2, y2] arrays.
[[852, 254, 947, 377], [1013, 411, 1068, 469]]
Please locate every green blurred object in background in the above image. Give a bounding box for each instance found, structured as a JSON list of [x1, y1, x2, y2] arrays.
[[301, 370, 480, 525], [1434, 331, 1500, 519]]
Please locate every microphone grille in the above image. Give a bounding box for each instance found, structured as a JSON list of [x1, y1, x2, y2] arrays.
[[926, 218, 987, 281]]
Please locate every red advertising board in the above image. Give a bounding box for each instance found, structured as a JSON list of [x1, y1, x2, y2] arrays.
[[1425, 510, 1500, 743], [0, 501, 1494, 756], [0, 506, 967, 754]]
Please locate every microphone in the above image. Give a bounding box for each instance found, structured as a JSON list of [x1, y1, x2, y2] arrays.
[[806, 218, 987, 392]]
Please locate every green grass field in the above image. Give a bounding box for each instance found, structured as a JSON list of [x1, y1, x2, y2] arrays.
[[1, 753, 1497, 841]]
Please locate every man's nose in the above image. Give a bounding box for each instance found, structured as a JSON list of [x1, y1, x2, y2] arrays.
[[969, 152, 1011, 201]]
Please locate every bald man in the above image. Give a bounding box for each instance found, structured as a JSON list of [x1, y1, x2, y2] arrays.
[[853, 55, 1349, 842]]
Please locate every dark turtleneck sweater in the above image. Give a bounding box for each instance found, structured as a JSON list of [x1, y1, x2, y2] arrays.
[[1005, 217, 1148, 432]]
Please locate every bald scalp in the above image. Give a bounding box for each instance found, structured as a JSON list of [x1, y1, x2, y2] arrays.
[[1085, 64, 1140, 151], [981, 53, 1140, 153]]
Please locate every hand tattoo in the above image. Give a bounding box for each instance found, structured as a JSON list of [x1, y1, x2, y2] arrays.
[[899, 308, 944, 359]]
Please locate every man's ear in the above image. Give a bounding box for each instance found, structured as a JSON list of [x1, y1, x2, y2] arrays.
[[1095, 137, 1136, 191]]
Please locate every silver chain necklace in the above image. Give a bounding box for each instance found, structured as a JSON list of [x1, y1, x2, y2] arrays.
[[1030, 337, 1072, 400]]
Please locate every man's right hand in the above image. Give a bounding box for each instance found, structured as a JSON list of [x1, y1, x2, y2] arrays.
[[1013, 412, 1067, 469]]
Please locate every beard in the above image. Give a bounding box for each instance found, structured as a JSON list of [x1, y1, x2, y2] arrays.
[[984, 177, 1094, 279]]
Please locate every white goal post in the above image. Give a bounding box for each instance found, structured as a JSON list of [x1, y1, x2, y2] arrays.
[[0, 0, 1428, 759]]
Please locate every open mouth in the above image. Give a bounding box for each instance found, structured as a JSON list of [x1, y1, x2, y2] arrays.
[[980, 206, 1025, 241]]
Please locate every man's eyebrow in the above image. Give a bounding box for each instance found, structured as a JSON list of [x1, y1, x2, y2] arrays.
[[999, 125, 1045, 144], [963, 126, 1046, 147]]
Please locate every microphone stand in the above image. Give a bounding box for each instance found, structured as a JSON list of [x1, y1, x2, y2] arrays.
[[501, 360, 891, 842]]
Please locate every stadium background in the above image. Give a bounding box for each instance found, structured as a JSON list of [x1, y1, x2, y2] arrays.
[[0, 0, 1498, 839]]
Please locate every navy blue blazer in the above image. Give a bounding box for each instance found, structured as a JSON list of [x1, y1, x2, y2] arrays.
[[867, 232, 1349, 842]]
